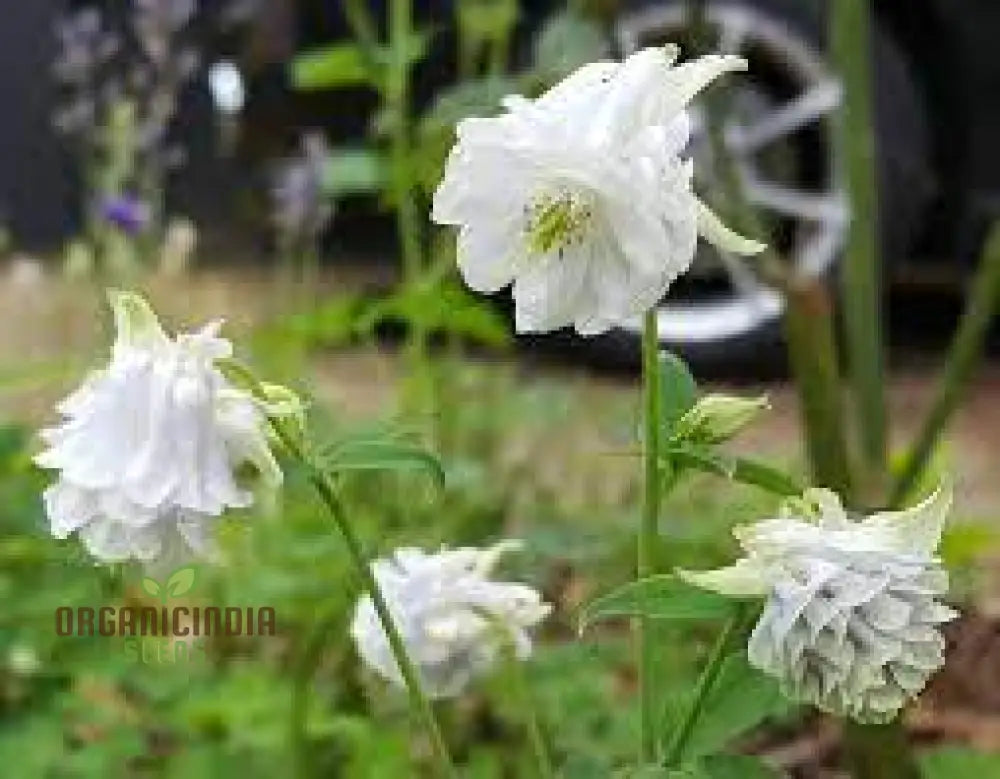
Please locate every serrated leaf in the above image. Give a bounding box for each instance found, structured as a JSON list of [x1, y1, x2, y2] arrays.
[[919, 747, 1000, 778], [141, 577, 162, 599], [291, 43, 371, 90], [580, 575, 735, 632], [321, 437, 445, 488], [658, 353, 698, 437], [666, 445, 804, 498], [662, 654, 790, 763], [166, 567, 197, 598], [322, 148, 387, 197]]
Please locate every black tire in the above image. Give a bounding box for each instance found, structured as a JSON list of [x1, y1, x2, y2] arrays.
[[580, 0, 932, 375]]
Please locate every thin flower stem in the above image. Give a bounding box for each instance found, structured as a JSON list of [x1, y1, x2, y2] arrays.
[[639, 309, 662, 761], [662, 604, 750, 767], [890, 224, 1000, 507], [301, 460, 457, 777]]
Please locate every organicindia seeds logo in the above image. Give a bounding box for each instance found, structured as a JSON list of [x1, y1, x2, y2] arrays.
[[54, 566, 277, 665]]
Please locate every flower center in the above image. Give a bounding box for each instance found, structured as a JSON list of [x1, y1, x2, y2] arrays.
[[523, 190, 594, 255]]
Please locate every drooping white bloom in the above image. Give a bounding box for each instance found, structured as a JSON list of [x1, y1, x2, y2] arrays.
[[680, 487, 957, 723], [35, 291, 284, 563], [432, 46, 764, 336], [351, 541, 551, 699]]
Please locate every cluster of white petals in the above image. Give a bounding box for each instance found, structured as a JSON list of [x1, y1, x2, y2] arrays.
[[433, 46, 764, 335], [351, 541, 551, 699], [681, 487, 957, 722], [35, 291, 282, 563]]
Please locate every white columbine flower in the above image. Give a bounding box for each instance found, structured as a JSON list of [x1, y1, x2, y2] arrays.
[[432, 46, 764, 335], [351, 541, 551, 699], [35, 291, 284, 563], [680, 487, 957, 723]]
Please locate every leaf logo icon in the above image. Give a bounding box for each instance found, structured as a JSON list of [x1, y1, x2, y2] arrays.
[[140, 567, 198, 604], [167, 567, 197, 598], [141, 577, 163, 601]]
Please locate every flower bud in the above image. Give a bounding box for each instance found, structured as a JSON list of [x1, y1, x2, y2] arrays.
[[675, 393, 769, 443]]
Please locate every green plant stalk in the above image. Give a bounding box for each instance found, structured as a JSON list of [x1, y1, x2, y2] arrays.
[[384, 0, 439, 430], [891, 224, 1000, 506], [662, 604, 750, 767], [832, 0, 888, 502], [783, 279, 853, 497], [387, 0, 423, 284], [639, 309, 663, 761]]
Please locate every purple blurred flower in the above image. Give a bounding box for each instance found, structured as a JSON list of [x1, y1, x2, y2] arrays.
[[101, 195, 151, 235]]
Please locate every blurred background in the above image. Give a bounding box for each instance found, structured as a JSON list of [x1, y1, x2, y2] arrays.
[[1, 1, 1000, 776]]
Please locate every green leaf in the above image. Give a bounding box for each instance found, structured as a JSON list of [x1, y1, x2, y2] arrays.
[[666, 445, 804, 498], [321, 435, 445, 488], [291, 43, 371, 90], [166, 567, 197, 598], [658, 353, 698, 437], [919, 747, 1000, 778], [322, 148, 387, 197], [141, 577, 162, 599], [580, 575, 735, 632], [662, 653, 790, 763]]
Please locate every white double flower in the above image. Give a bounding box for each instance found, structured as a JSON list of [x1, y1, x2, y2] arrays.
[[433, 46, 764, 335], [352, 541, 550, 699], [35, 291, 286, 563], [681, 487, 957, 722]]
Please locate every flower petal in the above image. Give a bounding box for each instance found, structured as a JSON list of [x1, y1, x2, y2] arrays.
[[108, 289, 169, 358], [695, 199, 766, 256], [677, 557, 775, 597], [861, 483, 952, 556]]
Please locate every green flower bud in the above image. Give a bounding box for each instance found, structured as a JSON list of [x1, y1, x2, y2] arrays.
[[675, 393, 769, 444]]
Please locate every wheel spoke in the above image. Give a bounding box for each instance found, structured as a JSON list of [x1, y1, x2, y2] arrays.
[[741, 172, 848, 224], [717, 17, 749, 54], [799, 220, 848, 278], [716, 246, 762, 298], [727, 80, 843, 153]]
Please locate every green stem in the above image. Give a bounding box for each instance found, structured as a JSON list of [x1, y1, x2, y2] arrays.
[[833, 0, 888, 502], [508, 654, 555, 779], [891, 224, 1000, 506], [783, 279, 854, 497], [387, 0, 422, 284], [662, 605, 750, 767], [639, 310, 662, 762]]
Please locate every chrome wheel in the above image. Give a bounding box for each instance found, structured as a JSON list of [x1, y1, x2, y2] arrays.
[[614, 2, 849, 346]]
